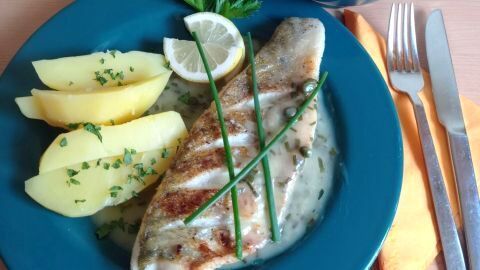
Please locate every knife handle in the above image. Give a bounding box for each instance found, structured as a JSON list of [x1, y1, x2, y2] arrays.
[[448, 131, 480, 270], [411, 96, 466, 270]]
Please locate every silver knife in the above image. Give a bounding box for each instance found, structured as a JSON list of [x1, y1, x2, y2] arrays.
[[426, 10, 480, 270]]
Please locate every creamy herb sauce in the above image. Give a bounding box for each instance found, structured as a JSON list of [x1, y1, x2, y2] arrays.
[[92, 73, 337, 268]]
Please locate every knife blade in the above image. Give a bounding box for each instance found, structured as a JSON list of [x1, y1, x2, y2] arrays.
[[426, 10, 480, 270]]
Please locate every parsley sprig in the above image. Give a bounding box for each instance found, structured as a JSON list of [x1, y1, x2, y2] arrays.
[[182, 0, 261, 19]]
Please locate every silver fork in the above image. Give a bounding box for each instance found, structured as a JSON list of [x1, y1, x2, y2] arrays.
[[387, 3, 466, 270]]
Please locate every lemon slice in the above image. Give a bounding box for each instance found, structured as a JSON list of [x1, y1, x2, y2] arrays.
[[164, 12, 245, 82]]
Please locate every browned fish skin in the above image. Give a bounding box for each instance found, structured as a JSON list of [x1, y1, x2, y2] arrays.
[[132, 17, 325, 270]]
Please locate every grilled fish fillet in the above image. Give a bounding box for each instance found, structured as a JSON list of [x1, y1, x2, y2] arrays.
[[132, 18, 325, 270]]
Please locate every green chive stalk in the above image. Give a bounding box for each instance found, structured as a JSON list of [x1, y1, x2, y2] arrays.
[[246, 32, 280, 242], [191, 32, 243, 259]]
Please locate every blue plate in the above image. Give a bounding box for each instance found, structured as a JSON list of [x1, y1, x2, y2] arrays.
[[0, 0, 402, 269]]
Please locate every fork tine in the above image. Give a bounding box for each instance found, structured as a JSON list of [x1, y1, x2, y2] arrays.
[[387, 3, 397, 71], [409, 3, 421, 71], [402, 3, 412, 71], [395, 3, 404, 71]]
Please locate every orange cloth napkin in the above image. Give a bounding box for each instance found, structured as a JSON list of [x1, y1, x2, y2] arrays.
[[343, 10, 480, 270]]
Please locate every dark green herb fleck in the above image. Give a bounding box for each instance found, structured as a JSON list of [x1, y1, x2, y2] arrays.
[[178, 92, 199, 105], [131, 190, 139, 198], [145, 167, 158, 175], [75, 199, 86, 204], [161, 148, 169, 159], [67, 169, 79, 177], [318, 189, 325, 200], [109, 186, 123, 197], [112, 159, 122, 169], [109, 50, 117, 58], [67, 123, 81, 130], [129, 66, 134, 72], [69, 178, 80, 185], [96, 159, 102, 167], [318, 157, 325, 172], [82, 162, 90, 170], [60, 137, 68, 147], [150, 158, 156, 165], [83, 122, 102, 142], [94, 71, 108, 86], [100, 58, 105, 64], [123, 148, 136, 165], [68, 81, 74, 86], [103, 163, 110, 170], [95, 217, 126, 239], [329, 147, 337, 156]]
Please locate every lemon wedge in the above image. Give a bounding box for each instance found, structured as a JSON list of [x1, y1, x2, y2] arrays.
[[164, 12, 245, 82]]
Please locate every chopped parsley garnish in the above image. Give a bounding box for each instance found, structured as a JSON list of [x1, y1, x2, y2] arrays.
[[95, 217, 126, 239], [75, 199, 86, 204], [103, 163, 110, 170], [67, 169, 79, 177], [329, 147, 337, 156], [82, 162, 90, 170], [109, 186, 123, 198], [145, 167, 158, 175], [150, 158, 156, 165], [94, 71, 108, 86], [59, 137, 68, 147], [100, 58, 105, 64], [83, 122, 102, 142], [123, 148, 136, 165], [69, 178, 80, 185], [109, 50, 117, 58], [161, 148, 169, 159], [96, 159, 102, 167], [67, 122, 81, 130], [117, 81, 123, 86], [109, 119, 115, 125], [178, 92, 199, 105], [182, 0, 261, 19], [131, 190, 139, 198], [68, 81, 74, 86], [112, 159, 122, 169], [129, 66, 134, 72]]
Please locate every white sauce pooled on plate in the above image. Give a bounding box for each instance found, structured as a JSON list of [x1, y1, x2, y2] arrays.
[[92, 73, 337, 267]]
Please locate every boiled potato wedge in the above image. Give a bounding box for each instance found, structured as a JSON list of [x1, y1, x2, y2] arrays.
[[39, 111, 187, 173], [33, 51, 169, 91], [26, 148, 177, 217], [15, 71, 172, 128]]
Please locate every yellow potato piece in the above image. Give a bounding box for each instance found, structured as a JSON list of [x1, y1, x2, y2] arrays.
[[33, 51, 169, 91], [15, 96, 44, 120], [15, 71, 172, 128], [39, 111, 187, 173], [26, 148, 176, 217]]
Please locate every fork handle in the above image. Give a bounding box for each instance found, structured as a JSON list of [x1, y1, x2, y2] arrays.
[[411, 95, 467, 270]]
